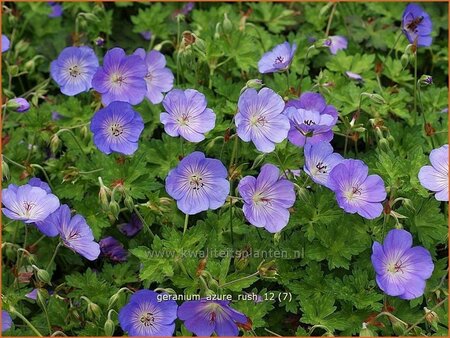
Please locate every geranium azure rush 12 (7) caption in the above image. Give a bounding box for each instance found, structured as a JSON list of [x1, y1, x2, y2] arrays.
[[257, 41, 297, 73], [402, 3, 433, 47], [50, 46, 99, 96], [284, 91, 338, 147], [177, 299, 247, 336], [238, 164, 296, 233], [328, 159, 387, 219], [119, 290, 178, 336], [235, 88, 290, 153], [418, 144, 448, 201], [160, 89, 216, 142], [371, 229, 434, 300], [165, 151, 230, 215], [90, 101, 144, 155], [134, 48, 174, 104], [92, 47, 147, 105]]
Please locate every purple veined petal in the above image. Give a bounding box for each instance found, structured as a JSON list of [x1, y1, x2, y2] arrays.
[[359, 175, 387, 202], [355, 201, 384, 219], [346, 71, 363, 81], [2, 35, 10, 53], [183, 312, 216, 336], [256, 164, 282, 191], [376, 273, 405, 296], [434, 189, 448, 201], [297, 92, 327, 112], [418, 165, 447, 193], [371, 242, 387, 275], [25, 288, 39, 300], [287, 128, 307, 147], [145, 50, 167, 70], [237, 176, 257, 203], [402, 246, 434, 280], [34, 219, 59, 237], [177, 188, 211, 215], [2, 311, 12, 332], [215, 314, 239, 336], [383, 229, 413, 259], [328, 35, 348, 54], [398, 278, 426, 300], [429, 144, 448, 175], [258, 41, 296, 74]]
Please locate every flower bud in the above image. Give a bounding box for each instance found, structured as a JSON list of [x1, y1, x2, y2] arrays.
[[391, 318, 407, 336], [14, 40, 30, 53], [366, 93, 386, 105], [400, 54, 409, 68], [8, 64, 19, 77], [99, 186, 110, 211], [359, 323, 375, 337], [424, 307, 439, 328], [124, 195, 134, 212], [33, 265, 52, 285], [419, 75, 433, 87], [87, 301, 102, 320], [258, 260, 278, 278], [50, 134, 61, 154], [95, 37, 105, 47], [109, 200, 120, 220], [378, 138, 390, 152], [2, 158, 10, 180], [104, 318, 115, 336], [314, 38, 331, 49], [222, 13, 233, 34], [7, 98, 30, 112]]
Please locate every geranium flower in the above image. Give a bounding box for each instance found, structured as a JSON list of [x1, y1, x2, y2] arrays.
[[258, 41, 297, 73], [99, 236, 128, 262], [28, 177, 51, 193], [371, 229, 434, 300], [48, 2, 63, 18], [345, 71, 363, 81], [238, 164, 296, 233], [235, 88, 290, 153], [134, 48, 174, 104], [92, 47, 147, 105], [2, 184, 60, 225], [8, 98, 30, 113], [418, 144, 448, 201], [304, 142, 344, 188], [45, 204, 100, 261], [90, 101, 144, 155], [328, 159, 387, 219], [50, 46, 99, 96], [165, 151, 230, 215], [118, 213, 143, 237], [2, 35, 10, 53], [2, 311, 12, 332], [402, 3, 432, 47], [178, 299, 247, 336], [327, 36, 348, 54], [119, 290, 177, 336], [160, 89, 215, 142], [140, 31, 152, 40], [283, 92, 338, 147]]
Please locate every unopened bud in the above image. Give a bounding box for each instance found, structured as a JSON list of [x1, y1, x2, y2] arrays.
[[378, 138, 390, 152], [14, 40, 30, 53], [2, 158, 10, 180], [104, 318, 115, 336], [222, 13, 233, 33], [419, 75, 433, 87], [359, 323, 375, 337], [424, 307, 439, 327], [400, 54, 409, 68], [7, 98, 30, 112], [366, 93, 386, 105], [109, 200, 120, 220], [258, 260, 278, 278], [124, 195, 134, 212], [314, 38, 331, 49], [50, 134, 61, 154], [87, 302, 102, 320], [391, 318, 407, 336], [33, 265, 51, 285]]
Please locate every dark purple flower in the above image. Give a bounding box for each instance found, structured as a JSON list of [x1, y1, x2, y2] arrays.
[[90, 101, 144, 155], [45, 204, 100, 261], [119, 290, 177, 336], [2, 35, 10, 53], [238, 164, 295, 233], [235, 88, 290, 153], [418, 144, 448, 201], [327, 36, 347, 55], [371, 229, 434, 300], [402, 3, 432, 47], [99, 236, 128, 262], [283, 92, 338, 147], [94, 37, 105, 47], [28, 177, 51, 193], [181, 2, 195, 15], [2, 311, 12, 332], [48, 2, 63, 18], [328, 159, 387, 219], [178, 299, 247, 336], [258, 42, 297, 73], [304, 142, 343, 188], [140, 31, 152, 41], [2, 184, 60, 225], [160, 89, 215, 142], [92, 47, 147, 105], [118, 213, 143, 237], [50, 46, 99, 96], [345, 71, 363, 81], [134, 48, 174, 104], [166, 151, 230, 215], [51, 111, 63, 120], [8, 98, 30, 112]]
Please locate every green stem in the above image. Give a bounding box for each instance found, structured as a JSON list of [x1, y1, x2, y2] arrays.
[[229, 134, 239, 169], [298, 46, 315, 94], [2, 155, 27, 169], [325, 3, 337, 37], [308, 324, 332, 336], [375, 311, 408, 327], [387, 31, 403, 58], [56, 129, 88, 161], [285, 68, 290, 92], [38, 295, 52, 335], [183, 213, 189, 235], [229, 199, 234, 248], [31, 235, 46, 248], [413, 52, 418, 125], [10, 309, 43, 336], [133, 206, 155, 240], [46, 242, 62, 271], [30, 164, 55, 192], [219, 271, 259, 288]]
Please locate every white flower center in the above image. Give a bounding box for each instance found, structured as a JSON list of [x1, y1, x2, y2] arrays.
[[22, 201, 36, 217], [387, 260, 406, 275], [344, 186, 362, 201], [189, 174, 204, 190], [250, 115, 267, 127], [177, 113, 190, 126], [252, 191, 271, 205], [111, 72, 126, 86]]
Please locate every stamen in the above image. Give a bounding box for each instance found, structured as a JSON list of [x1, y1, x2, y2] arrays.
[[140, 312, 155, 327], [68, 65, 81, 77], [109, 123, 124, 137], [189, 174, 204, 190], [315, 161, 327, 173], [274, 56, 285, 64]]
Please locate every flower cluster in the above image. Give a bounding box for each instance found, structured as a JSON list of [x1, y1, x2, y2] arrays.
[[2, 179, 100, 261], [119, 290, 247, 337]]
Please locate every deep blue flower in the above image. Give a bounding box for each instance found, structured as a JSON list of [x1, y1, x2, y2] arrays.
[[90, 101, 144, 155], [48, 2, 63, 18], [402, 3, 432, 47], [258, 42, 297, 73], [99, 236, 128, 262], [118, 213, 143, 237]]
